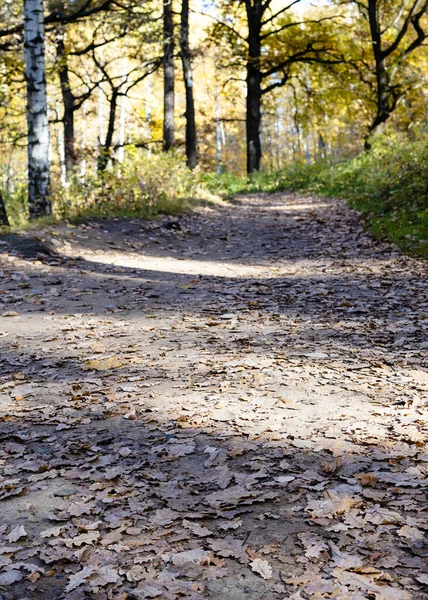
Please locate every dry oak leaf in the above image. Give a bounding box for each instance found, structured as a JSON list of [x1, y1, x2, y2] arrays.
[[83, 357, 123, 371], [0, 546, 21, 555], [152, 508, 180, 526], [89, 565, 120, 587], [134, 581, 164, 598], [364, 506, 402, 525], [304, 576, 338, 595], [397, 525, 424, 542], [182, 519, 212, 537], [298, 533, 328, 559], [0, 570, 23, 586], [40, 526, 63, 538], [204, 485, 255, 509], [169, 548, 211, 567], [167, 443, 196, 457], [27, 570, 40, 583], [65, 566, 94, 593], [332, 568, 412, 600], [68, 531, 100, 547], [250, 558, 272, 580], [329, 542, 363, 569], [307, 491, 360, 518], [7, 525, 27, 543], [209, 536, 248, 561], [356, 472, 378, 487]]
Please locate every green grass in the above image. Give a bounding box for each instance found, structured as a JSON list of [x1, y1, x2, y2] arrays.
[[253, 138, 427, 259]]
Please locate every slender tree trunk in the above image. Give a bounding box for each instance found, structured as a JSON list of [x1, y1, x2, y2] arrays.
[[98, 89, 118, 172], [80, 85, 88, 182], [146, 77, 153, 156], [56, 26, 77, 178], [366, 0, 390, 148], [245, 2, 263, 173], [163, 0, 175, 151], [215, 81, 222, 174], [117, 75, 127, 164], [56, 100, 67, 185], [180, 0, 197, 168], [98, 74, 105, 147], [23, 0, 51, 218], [0, 193, 9, 226]]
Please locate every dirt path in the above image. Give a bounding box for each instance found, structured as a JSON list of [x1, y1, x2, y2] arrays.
[[0, 193, 427, 600]]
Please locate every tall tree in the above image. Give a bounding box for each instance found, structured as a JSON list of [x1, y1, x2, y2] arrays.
[[210, 0, 341, 173], [93, 51, 161, 172], [163, 0, 175, 151], [56, 25, 77, 178], [180, 0, 197, 168], [361, 0, 428, 145], [23, 0, 51, 217]]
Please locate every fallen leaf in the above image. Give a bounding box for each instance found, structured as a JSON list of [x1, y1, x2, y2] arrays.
[[65, 566, 94, 592], [7, 525, 27, 542], [83, 357, 123, 371], [250, 558, 272, 579], [89, 565, 120, 587], [40, 526, 63, 538], [0, 570, 23, 585], [152, 508, 180, 526], [397, 525, 424, 542]]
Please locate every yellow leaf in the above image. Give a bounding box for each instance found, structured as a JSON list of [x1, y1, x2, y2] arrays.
[[83, 357, 123, 371]]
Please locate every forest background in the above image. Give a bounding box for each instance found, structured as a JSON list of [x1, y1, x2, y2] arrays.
[[0, 0, 427, 257]]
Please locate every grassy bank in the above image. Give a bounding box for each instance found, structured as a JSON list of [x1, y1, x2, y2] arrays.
[[0, 152, 221, 229]]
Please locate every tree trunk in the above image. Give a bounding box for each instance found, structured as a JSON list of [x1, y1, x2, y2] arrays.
[[245, 2, 263, 173], [163, 0, 175, 152], [180, 0, 197, 168], [215, 81, 222, 174], [23, 0, 51, 218], [0, 193, 9, 227], [117, 75, 127, 164], [366, 0, 390, 148], [98, 89, 118, 172], [56, 26, 77, 178]]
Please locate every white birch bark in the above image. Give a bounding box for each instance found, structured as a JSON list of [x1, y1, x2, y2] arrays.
[[23, 0, 51, 217]]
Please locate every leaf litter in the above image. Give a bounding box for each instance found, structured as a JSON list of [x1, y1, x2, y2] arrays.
[[0, 193, 426, 599]]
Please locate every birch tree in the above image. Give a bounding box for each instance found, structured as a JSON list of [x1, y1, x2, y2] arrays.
[[23, 0, 51, 217]]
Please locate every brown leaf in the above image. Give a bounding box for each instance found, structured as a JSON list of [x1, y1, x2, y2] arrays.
[[356, 472, 378, 487], [83, 357, 123, 371]]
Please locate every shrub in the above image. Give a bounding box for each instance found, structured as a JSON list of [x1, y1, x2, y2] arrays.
[[53, 150, 201, 220]]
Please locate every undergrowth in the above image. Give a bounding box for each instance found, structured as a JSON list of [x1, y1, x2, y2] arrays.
[[278, 137, 428, 258], [1, 138, 427, 258], [0, 150, 220, 229]]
